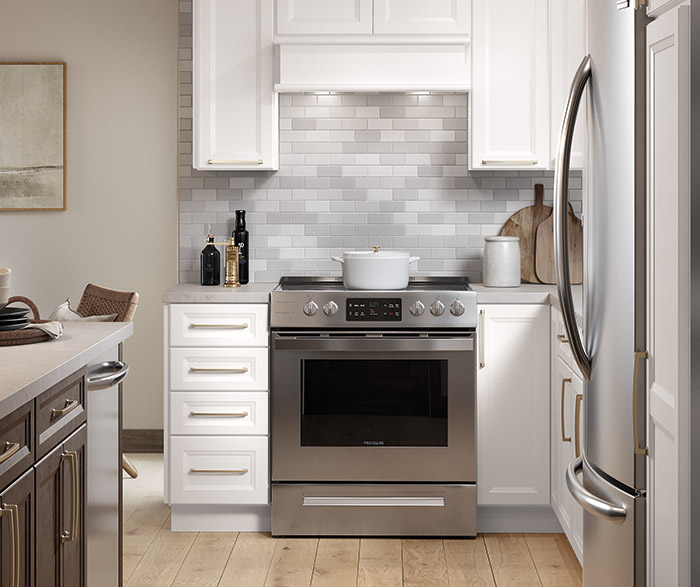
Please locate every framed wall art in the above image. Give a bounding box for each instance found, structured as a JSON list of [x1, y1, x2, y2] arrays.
[[0, 62, 66, 211]]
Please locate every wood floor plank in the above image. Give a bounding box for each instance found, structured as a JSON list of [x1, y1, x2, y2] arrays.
[[310, 538, 359, 587], [264, 538, 319, 587], [218, 532, 277, 587], [122, 486, 172, 582], [171, 532, 238, 587], [401, 539, 450, 587], [125, 516, 197, 587], [525, 534, 582, 587], [483, 534, 542, 587], [444, 536, 496, 587], [357, 539, 403, 587]]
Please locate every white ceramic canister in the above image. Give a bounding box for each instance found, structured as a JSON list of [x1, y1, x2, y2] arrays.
[[483, 236, 521, 287]]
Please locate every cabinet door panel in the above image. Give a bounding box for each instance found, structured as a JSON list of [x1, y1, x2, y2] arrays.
[[34, 445, 63, 587], [194, 0, 277, 170], [476, 304, 550, 505], [0, 468, 34, 587], [470, 0, 549, 169], [62, 426, 86, 587], [373, 0, 471, 35], [277, 0, 372, 35]]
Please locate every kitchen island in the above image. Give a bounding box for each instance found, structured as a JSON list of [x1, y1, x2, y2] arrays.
[[0, 321, 133, 586]]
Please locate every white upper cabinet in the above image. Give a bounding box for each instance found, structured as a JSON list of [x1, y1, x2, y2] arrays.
[[193, 0, 278, 171], [373, 0, 471, 35], [276, 0, 372, 35], [549, 0, 586, 170], [470, 0, 550, 170]]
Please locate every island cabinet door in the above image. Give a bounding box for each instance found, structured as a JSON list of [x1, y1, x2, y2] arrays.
[[0, 468, 34, 587], [35, 424, 86, 587]]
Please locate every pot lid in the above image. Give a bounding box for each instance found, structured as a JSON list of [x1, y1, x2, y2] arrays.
[[342, 248, 410, 259]]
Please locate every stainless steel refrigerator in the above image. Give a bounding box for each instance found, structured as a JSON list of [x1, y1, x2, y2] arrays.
[[554, 1, 649, 585]]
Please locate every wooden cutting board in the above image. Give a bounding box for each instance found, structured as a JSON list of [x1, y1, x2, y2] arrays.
[[534, 203, 583, 284], [500, 184, 552, 283]]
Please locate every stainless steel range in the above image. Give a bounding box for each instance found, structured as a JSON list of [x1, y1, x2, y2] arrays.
[[270, 276, 477, 537]]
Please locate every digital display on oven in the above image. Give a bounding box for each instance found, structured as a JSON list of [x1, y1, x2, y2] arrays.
[[346, 298, 402, 321]]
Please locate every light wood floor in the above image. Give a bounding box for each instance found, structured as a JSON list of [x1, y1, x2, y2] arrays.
[[123, 454, 582, 587]]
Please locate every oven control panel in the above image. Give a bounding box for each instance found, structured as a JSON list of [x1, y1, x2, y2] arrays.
[[346, 298, 401, 322]]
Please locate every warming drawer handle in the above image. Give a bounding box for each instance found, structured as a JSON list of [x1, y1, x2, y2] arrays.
[[566, 457, 626, 523], [302, 496, 445, 507], [0, 442, 20, 465], [87, 361, 130, 391], [554, 54, 592, 381]]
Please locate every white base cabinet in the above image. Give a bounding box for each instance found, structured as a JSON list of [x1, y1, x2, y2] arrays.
[[193, 0, 278, 171], [550, 307, 584, 563], [476, 304, 550, 506]]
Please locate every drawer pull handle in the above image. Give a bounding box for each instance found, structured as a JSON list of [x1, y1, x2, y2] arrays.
[[189, 411, 249, 418], [0, 504, 19, 587], [51, 399, 79, 418], [481, 159, 538, 165], [207, 159, 263, 165], [0, 442, 20, 464], [61, 451, 79, 543], [189, 468, 249, 474], [189, 323, 249, 329], [189, 367, 249, 374], [561, 377, 572, 443], [556, 333, 570, 344], [575, 393, 583, 458]]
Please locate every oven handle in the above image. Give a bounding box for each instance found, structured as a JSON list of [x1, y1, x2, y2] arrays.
[[272, 335, 473, 353]]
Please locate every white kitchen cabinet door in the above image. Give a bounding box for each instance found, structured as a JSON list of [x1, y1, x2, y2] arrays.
[[193, 0, 278, 171], [476, 304, 550, 505], [470, 0, 549, 170], [647, 8, 691, 585], [549, 0, 586, 170], [276, 0, 372, 35], [373, 0, 471, 36], [551, 354, 584, 563]]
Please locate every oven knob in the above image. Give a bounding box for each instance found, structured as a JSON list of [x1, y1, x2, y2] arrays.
[[450, 300, 465, 317], [323, 301, 339, 316], [409, 300, 425, 317], [303, 301, 319, 316], [430, 300, 445, 317]]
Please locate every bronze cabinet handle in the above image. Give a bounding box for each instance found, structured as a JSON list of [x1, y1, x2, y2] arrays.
[[561, 377, 572, 443], [61, 451, 79, 543], [189, 367, 249, 374], [189, 468, 249, 474], [51, 399, 79, 418], [575, 393, 583, 458], [189, 411, 249, 418], [189, 323, 249, 329], [0, 442, 21, 464], [633, 351, 649, 455], [479, 309, 486, 368], [0, 504, 19, 587], [556, 333, 570, 344]]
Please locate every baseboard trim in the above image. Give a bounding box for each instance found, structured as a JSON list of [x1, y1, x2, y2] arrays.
[[123, 429, 164, 453]]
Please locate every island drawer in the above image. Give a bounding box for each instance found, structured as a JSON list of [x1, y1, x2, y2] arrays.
[[36, 367, 87, 458], [169, 304, 268, 348], [0, 401, 34, 491], [170, 392, 268, 436]]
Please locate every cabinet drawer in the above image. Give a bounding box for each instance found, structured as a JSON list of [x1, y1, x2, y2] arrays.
[[170, 348, 269, 391], [169, 436, 268, 505], [170, 304, 268, 347], [0, 401, 33, 491], [170, 392, 268, 436], [36, 368, 86, 459]]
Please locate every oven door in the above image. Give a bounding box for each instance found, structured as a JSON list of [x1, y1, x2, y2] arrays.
[[271, 331, 475, 483]]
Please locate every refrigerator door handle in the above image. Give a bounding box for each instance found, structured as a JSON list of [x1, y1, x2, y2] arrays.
[[566, 457, 626, 523], [554, 55, 592, 381]]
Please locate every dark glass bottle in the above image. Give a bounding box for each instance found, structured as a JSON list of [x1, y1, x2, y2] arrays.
[[233, 210, 249, 285], [200, 235, 221, 286]]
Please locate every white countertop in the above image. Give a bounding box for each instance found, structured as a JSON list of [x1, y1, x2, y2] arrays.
[[0, 321, 134, 418], [162, 283, 276, 304]]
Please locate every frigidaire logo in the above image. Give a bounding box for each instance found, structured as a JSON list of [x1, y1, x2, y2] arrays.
[[363, 440, 384, 446]]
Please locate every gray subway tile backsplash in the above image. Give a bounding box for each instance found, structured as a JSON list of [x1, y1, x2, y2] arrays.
[[178, 5, 582, 283]]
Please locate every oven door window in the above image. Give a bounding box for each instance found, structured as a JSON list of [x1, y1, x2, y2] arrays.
[[300, 359, 447, 447]]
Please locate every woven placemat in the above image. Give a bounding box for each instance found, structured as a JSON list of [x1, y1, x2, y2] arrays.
[[0, 296, 52, 347]]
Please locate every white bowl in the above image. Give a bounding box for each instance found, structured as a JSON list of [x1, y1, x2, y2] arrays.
[[0, 268, 10, 288], [0, 285, 10, 310]]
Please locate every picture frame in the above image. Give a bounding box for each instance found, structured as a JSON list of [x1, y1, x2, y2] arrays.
[[0, 62, 67, 211]]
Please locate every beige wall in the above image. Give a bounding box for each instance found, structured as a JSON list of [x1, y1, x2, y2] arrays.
[[0, 1, 178, 429]]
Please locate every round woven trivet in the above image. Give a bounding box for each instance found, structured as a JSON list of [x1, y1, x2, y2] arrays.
[[0, 296, 52, 346]]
